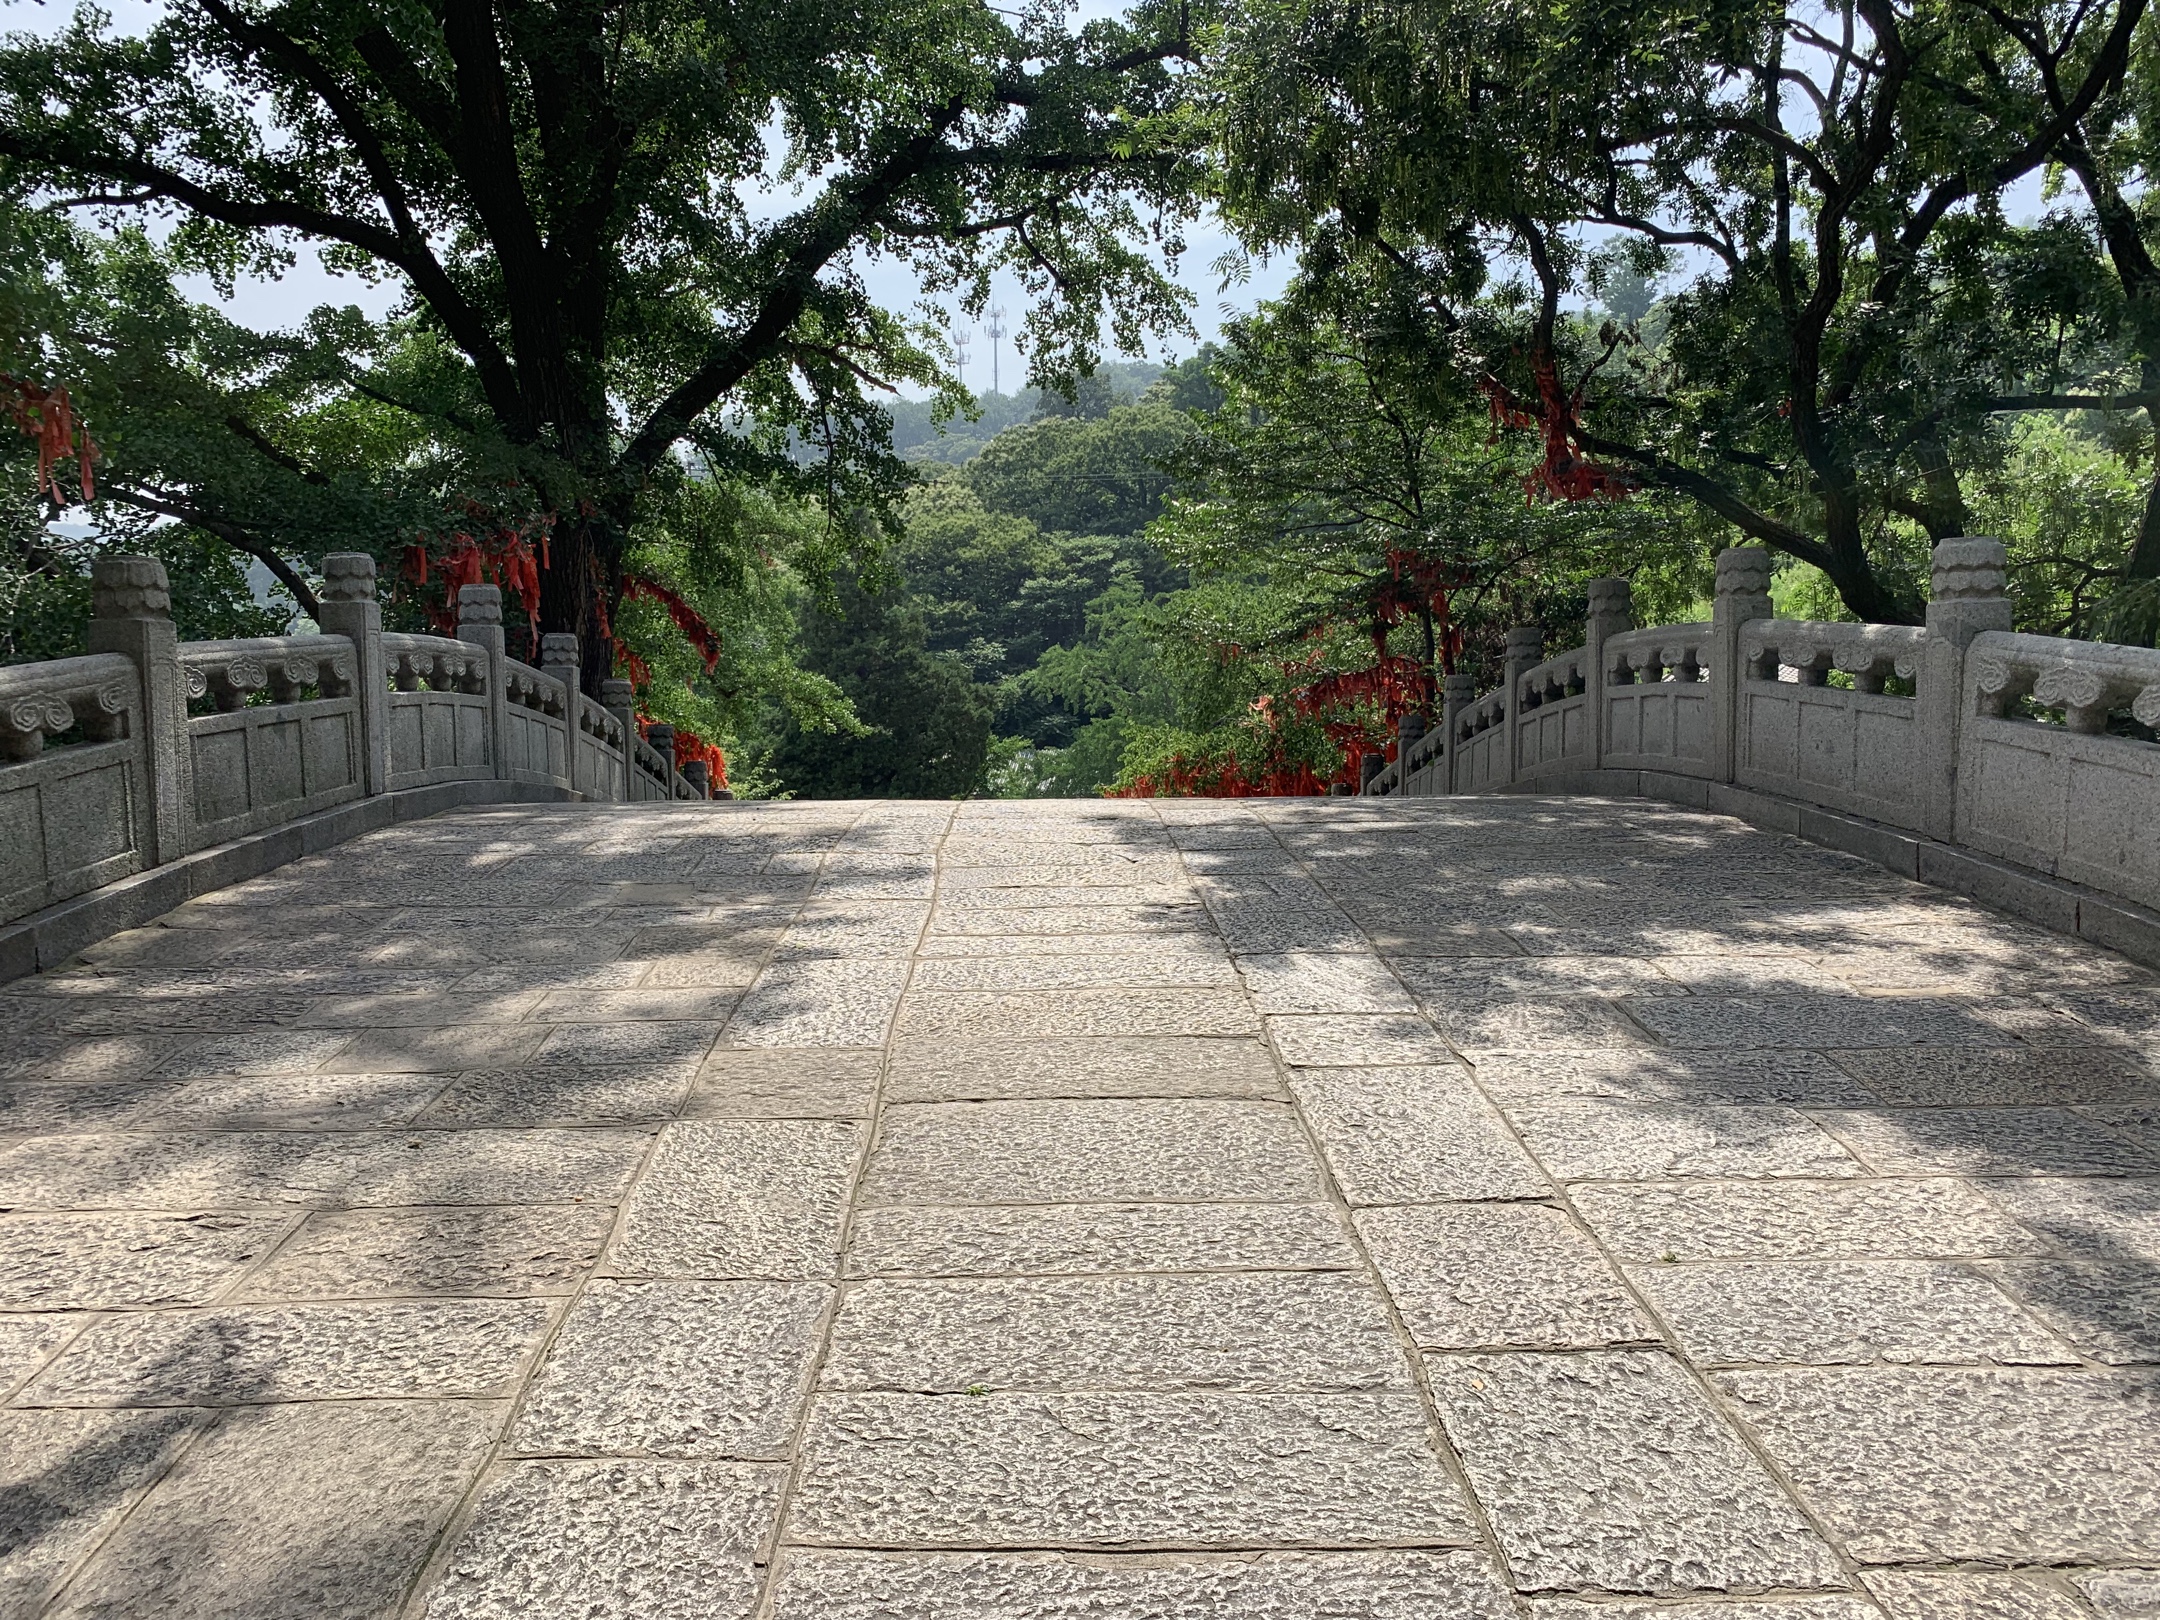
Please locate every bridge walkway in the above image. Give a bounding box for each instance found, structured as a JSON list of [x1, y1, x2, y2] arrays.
[[0, 796, 2155, 1617]]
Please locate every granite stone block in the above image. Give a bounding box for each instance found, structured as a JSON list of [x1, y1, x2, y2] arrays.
[[611, 1118, 861, 1279], [896, 988, 1256, 1041], [1717, 1366, 2160, 1562], [1266, 1014, 1456, 1068], [20, 1298, 552, 1405], [844, 1201, 1360, 1279], [1572, 1178, 2051, 1261], [884, 1036, 1281, 1102], [1985, 1177, 2160, 1260], [1630, 1260, 2072, 1365], [860, 1099, 1323, 1204], [686, 1049, 882, 1118], [1288, 1068, 1547, 1203], [786, 1391, 1474, 1548], [1629, 996, 2006, 1048], [1812, 1107, 2159, 1176], [1473, 1049, 1873, 1106], [1507, 1102, 1864, 1181], [1428, 1349, 1845, 1594], [1357, 1203, 1653, 1349], [0, 1211, 284, 1309], [0, 1407, 202, 1617], [421, 1460, 785, 1620], [766, 1548, 1519, 1619], [241, 1205, 612, 1300], [510, 1279, 828, 1459], [1861, 1568, 2095, 1620], [822, 1272, 1410, 1392], [1987, 1261, 2160, 1363], [43, 1400, 497, 1620]]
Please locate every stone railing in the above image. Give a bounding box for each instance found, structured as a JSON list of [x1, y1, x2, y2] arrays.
[[1367, 539, 2160, 959], [0, 552, 719, 963]]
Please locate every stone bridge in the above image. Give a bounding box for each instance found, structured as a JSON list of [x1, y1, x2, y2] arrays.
[[2, 541, 2159, 1618], [3, 793, 2159, 1618]]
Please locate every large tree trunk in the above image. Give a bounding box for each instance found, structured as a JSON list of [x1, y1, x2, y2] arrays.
[[537, 514, 620, 695]]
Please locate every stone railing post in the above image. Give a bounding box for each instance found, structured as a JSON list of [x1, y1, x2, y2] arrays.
[[1921, 537, 2013, 841], [1710, 547, 1773, 785], [1396, 711, 1426, 794], [599, 677, 636, 800], [539, 632, 581, 793], [456, 584, 510, 780], [86, 555, 193, 863], [1584, 578, 1634, 771], [315, 553, 390, 796], [1502, 626, 1543, 785], [1441, 671, 1476, 794], [681, 759, 710, 799], [647, 724, 677, 797]]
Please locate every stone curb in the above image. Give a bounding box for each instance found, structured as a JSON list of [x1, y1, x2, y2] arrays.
[[0, 779, 581, 986], [1492, 767, 2160, 971]]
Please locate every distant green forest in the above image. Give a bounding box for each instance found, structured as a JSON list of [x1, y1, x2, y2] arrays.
[[756, 359, 1205, 798]]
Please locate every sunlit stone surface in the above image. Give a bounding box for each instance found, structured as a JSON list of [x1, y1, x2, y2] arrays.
[[2, 794, 2158, 1616]]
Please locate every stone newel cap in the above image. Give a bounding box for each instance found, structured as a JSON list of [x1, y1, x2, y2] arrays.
[[1715, 546, 1774, 593], [1931, 537, 2009, 600], [319, 553, 378, 602], [91, 555, 172, 620], [456, 583, 504, 624], [598, 678, 634, 705], [539, 632, 580, 665]]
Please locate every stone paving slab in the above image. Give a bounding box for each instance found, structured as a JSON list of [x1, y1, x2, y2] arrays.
[[508, 1279, 828, 1459], [1428, 1350, 1847, 1594], [238, 1205, 612, 1300], [1505, 1101, 1863, 1181], [0, 1406, 203, 1616], [610, 1118, 862, 1279], [884, 1036, 1281, 1102], [44, 1400, 498, 1620], [1716, 1366, 2160, 1563], [765, 1548, 1520, 1618], [843, 1201, 1360, 1278], [785, 1390, 1475, 1549], [1286, 1067, 1548, 1203], [1357, 1203, 1654, 1350], [1858, 1568, 2095, 1620], [9, 795, 2160, 1618], [1571, 1177, 2052, 1260], [0, 1212, 286, 1309], [422, 1460, 785, 1620], [1629, 1259, 2074, 1366], [821, 1272, 1410, 1392], [859, 1099, 1323, 1204], [18, 1299, 553, 1406]]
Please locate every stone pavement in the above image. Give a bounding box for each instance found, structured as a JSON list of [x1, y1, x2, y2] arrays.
[[1, 796, 2158, 1619]]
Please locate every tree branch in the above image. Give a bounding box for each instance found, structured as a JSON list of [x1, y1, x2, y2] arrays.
[[99, 486, 324, 618]]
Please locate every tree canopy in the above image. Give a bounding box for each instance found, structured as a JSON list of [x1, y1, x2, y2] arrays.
[[2, 0, 1203, 681], [1204, 0, 2159, 623]]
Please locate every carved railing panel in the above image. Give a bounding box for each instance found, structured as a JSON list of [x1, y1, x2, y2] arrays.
[[181, 634, 357, 712], [1961, 632, 2160, 908], [381, 632, 486, 695], [0, 654, 139, 760]]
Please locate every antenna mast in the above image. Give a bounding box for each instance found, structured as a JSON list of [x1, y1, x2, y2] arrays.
[[986, 305, 1007, 395]]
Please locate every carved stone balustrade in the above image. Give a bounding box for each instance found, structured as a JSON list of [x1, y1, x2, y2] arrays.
[[0, 554, 714, 950], [181, 635, 358, 711]]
